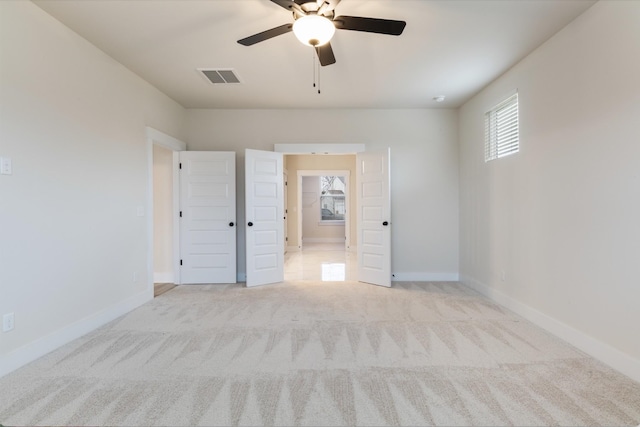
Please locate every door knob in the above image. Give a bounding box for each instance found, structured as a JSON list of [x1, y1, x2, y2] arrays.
[[229, 222, 234, 227], [383, 221, 389, 226], [248, 222, 253, 227]]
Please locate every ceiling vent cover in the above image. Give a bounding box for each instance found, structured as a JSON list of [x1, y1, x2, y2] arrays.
[[199, 69, 241, 85]]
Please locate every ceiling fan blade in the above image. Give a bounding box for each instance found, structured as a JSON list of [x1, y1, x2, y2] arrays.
[[237, 23, 293, 46], [333, 15, 406, 36], [270, 0, 306, 16], [315, 42, 336, 66]]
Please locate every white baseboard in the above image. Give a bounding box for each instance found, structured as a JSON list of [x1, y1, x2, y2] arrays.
[[392, 272, 459, 281], [287, 244, 355, 253], [0, 290, 152, 379], [460, 275, 640, 384], [153, 272, 174, 283], [302, 238, 345, 243]]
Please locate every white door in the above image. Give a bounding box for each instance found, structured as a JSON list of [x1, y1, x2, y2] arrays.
[[356, 148, 391, 287], [245, 149, 284, 287], [179, 151, 236, 284]]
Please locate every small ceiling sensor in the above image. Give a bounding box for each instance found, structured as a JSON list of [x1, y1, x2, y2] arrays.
[[433, 95, 446, 103]]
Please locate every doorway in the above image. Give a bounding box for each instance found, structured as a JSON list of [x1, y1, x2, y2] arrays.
[[152, 144, 174, 286], [146, 127, 185, 298], [265, 145, 391, 287], [299, 172, 351, 250], [274, 144, 392, 287], [282, 154, 355, 281]]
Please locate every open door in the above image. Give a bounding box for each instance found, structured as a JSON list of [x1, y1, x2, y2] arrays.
[[179, 151, 236, 284], [356, 148, 391, 287], [245, 149, 284, 287]]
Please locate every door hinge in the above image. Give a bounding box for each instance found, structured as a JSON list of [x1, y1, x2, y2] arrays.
[[286, 237, 288, 241], [180, 211, 182, 217], [180, 259, 183, 266], [285, 181, 288, 186], [179, 163, 182, 169]]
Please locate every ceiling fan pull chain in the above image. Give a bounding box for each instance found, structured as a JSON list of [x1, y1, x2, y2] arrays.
[[317, 59, 321, 94], [313, 47, 320, 94], [312, 48, 316, 89]]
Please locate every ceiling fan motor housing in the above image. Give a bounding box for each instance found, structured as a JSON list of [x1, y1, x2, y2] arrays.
[[294, 1, 335, 19]]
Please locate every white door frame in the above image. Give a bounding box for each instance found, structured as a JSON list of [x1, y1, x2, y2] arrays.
[[296, 170, 351, 251], [145, 127, 186, 294]]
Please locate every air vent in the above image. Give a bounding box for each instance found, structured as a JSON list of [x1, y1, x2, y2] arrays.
[[198, 68, 241, 85]]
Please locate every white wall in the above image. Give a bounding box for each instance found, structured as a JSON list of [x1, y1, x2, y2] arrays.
[[0, 1, 185, 376], [185, 109, 459, 281], [458, 0, 640, 381], [153, 145, 174, 282]]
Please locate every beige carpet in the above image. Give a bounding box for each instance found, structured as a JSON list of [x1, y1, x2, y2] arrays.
[[1, 281, 639, 426]]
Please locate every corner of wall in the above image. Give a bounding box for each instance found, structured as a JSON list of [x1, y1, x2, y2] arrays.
[[0, 290, 152, 379], [460, 275, 640, 383]]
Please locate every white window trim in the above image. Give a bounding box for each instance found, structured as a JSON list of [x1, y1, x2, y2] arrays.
[[485, 91, 519, 162]]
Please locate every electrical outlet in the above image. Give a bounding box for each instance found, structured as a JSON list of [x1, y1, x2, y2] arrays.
[[3, 313, 15, 332], [0, 157, 12, 175]]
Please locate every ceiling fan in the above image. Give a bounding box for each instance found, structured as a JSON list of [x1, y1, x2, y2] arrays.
[[237, 0, 406, 66]]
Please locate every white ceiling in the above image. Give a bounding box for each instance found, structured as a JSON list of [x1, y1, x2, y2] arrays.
[[34, 0, 595, 109]]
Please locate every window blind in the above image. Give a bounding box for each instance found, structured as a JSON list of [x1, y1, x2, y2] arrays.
[[485, 93, 519, 162]]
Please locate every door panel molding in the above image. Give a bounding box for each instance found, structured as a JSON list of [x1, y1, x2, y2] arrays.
[[245, 149, 284, 287], [356, 148, 391, 287], [179, 151, 237, 284]]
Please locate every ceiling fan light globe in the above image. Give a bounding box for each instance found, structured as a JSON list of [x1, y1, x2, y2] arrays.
[[293, 15, 335, 47]]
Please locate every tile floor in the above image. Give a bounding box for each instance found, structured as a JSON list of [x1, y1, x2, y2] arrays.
[[284, 242, 357, 281]]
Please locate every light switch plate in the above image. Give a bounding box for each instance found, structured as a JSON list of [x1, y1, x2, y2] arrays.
[[0, 157, 12, 175]]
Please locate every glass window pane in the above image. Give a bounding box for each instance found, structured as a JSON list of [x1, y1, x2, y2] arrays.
[[320, 176, 346, 221]]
